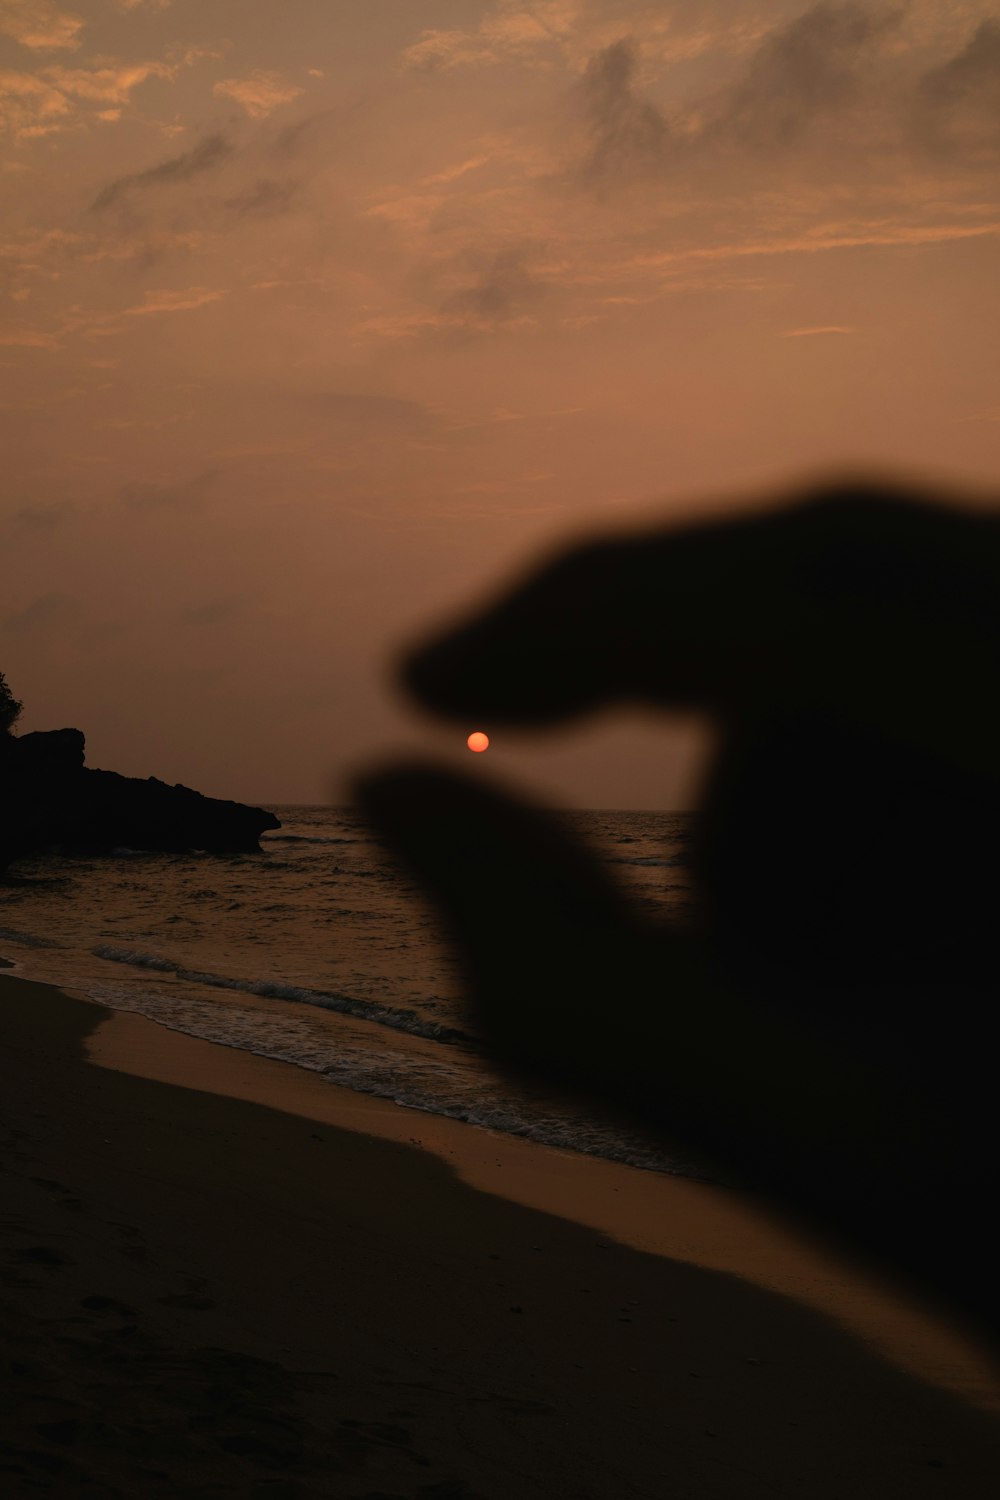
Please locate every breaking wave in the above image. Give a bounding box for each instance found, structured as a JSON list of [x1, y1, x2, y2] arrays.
[[90, 944, 470, 1046]]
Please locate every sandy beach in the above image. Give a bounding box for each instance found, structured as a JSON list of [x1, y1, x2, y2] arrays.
[[2, 964, 999, 1499]]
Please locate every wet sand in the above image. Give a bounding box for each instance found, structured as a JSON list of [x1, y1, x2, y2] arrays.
[[2, 966, 999, 1497]]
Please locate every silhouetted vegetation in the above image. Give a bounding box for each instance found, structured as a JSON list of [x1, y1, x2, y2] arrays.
[[0, 672, 22, 735]]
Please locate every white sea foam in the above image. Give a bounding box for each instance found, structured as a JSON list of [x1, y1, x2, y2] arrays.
[[2, 805, 694, 1175], [90, 944, 471, 1044]]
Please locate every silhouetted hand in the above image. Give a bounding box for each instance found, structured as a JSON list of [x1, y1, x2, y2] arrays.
[[357, 478, 1000, 1339]]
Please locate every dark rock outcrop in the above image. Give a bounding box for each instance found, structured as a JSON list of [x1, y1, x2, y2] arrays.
[[0, 729, 279, 871]]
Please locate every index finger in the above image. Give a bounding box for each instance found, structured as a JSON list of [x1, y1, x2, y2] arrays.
[[400, 478, 1000, 762]]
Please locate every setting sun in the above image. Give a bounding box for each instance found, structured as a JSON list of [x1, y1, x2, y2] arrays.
[[467, 731, 489, 753]]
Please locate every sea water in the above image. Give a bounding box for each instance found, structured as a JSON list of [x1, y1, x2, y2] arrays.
[[0, 807, 696, 1174]]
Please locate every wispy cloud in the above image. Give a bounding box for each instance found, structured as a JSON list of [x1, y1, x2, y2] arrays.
[[4, 590, 81, 633], [123, 287, 227, 317], [44, 60, 176, 103], [782, 324, 856, 337], [399, 2, 577, 72], [0, 0, 83, 52], [396, 1, 791, 82], [578, 37, 670, 179], [91, 133, 234, 211], [0, 227, 81, 290], [441, 243, 547, 325], [568, 3, 907, 182], [0, 68, 72, 137], [342, 10, 1000, 357], [710, 2, 903, 149], [961, 403, 1000, 425], [213, 70, 305, 119], [422, 155, 491, 186], [3, 58, 171, 138], [223, 177, 297, 218], [0, 325, 62, 348], [622, 219, 1000, 276], [9, 498, 75, 529], [2, 45, 210, 139], [916, 18, 1000, 152], [399, 29, 501, 73]]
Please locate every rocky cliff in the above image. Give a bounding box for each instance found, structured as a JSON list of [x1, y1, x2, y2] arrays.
[[0, 729, 279, 871]]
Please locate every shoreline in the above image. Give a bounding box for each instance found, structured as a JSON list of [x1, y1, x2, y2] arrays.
[[2, 965, 1000, 1495], [9, 957, 1000, 1409]]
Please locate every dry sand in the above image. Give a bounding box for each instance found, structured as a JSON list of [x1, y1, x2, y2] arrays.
[[2, 966, 999, 1498]]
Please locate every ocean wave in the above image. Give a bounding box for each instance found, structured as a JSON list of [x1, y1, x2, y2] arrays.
[[261, 834, 357, 846], [90, 944, 471, 1046], [608, 853, 691, 868], [316, 1065, 689, 1174], [8, 804, 699, 1181], [83, 974, 691, 1178]]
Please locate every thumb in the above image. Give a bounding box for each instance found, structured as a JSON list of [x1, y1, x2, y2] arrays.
[[354, 761, 653, 1079], [353, 761, 741, 1157], [355, 762, 908, 1183]]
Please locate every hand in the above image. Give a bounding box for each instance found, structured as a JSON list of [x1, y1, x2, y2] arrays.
[[357, 477, 1000, 1338]]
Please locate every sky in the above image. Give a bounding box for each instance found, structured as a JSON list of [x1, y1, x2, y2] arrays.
[[2, 0, 999, 808]]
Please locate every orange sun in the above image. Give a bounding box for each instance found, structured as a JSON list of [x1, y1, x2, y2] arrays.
[[467, 731, 490, 753]]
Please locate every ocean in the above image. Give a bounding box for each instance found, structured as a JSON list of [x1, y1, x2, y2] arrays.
[[0, 806, 696, 1175]]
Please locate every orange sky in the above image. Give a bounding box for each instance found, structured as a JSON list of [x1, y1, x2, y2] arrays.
[[2, 0, 999, 807]]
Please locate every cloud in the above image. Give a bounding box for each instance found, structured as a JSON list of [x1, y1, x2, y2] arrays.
[[441, 243, 546, 326], [712, 2, 902, 148], [123, 287, 226, 316], [399, 4, 576, 72], [782, 325, 855, 337], [91, 133, 234, 211], [8, 498, 75, 528], [423, 154, 491, 186], [962, 403, 1000, 425], [2, 57, 176, 139], [0, 0, 83, 51], [4, 590, 81, 633], [0, 326, 62, 347], [578, 38, 670, 179], [483, 10, 554, 48], [400, 29, 500, 72], [213, 71, 304, 119], [620, 218, 1000, 275], [567, 3, 980, 186], [270, 108, 336, 156], [0, 68, 71, 137], [43, 60, 175, 103], [224, 177, 297, 218], [916, 19, 1000, 151]]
